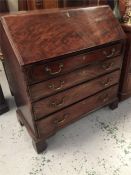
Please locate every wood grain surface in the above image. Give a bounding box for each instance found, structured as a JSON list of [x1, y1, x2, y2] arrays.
[[1, 6, 125, 65]]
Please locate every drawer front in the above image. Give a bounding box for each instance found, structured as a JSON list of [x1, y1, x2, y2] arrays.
[[33, 71, 120, 119], [36, 85, 118, 138], [29, 56, 122, 101], [26, 43, 122, 84]]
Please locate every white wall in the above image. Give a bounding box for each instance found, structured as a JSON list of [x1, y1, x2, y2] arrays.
[[8, 0, 18, 11]]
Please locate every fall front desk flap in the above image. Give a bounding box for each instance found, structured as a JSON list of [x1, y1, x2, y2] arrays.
[[1, 6, 125, 65]]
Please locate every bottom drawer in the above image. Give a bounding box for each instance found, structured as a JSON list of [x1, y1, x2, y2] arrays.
[[36, 85, 118, 138]]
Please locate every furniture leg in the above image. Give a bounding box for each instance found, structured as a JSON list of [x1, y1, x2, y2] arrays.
[[109, 99, 118, 110], [16, 109, 24, 126], [32, 138, 47, 154]]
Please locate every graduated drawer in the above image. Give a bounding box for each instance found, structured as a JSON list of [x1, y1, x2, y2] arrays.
[[25, 43, 122, 84], [29, 56, 122, 101], [33, 70, 120, 120], [36, 85, 118, 138]]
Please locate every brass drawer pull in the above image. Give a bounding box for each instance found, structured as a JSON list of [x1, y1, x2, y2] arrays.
[[103, 48, 116, 58], [45, 63, 63, 75], [48, 80, 65, 91], [54, 117, 66, 125], [101, 78, 111, 87], [102, 62, 114, 70], [54, 113, 69, 125], [50, 97, 65, 108]]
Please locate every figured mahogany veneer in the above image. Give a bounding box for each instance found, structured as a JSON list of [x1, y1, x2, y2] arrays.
[[1, 6, 125, 153], [36, 85, 118, 138], [29, 56, 122, 101], [3, 8, 125, 65], [25, 43, 122, 84], [33, 70, 120, 119]]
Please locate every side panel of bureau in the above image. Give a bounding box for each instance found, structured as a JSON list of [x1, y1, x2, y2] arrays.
[[36, 85, 118, 138], [1, 24, 38, 138]]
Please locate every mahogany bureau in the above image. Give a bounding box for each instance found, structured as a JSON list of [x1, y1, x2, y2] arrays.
[[1, 6, 126, 153]]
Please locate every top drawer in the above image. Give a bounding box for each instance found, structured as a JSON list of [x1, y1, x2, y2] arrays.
[[25, 43, 122, 84]]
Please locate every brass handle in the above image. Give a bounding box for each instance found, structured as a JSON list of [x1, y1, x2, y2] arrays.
[[103, 48, 116, 58], [50, 97, 65, 108], [102, 62, 114, 70], [54, 118, 66, 125], [101, 78, 111, 87], [48, 80, 65, 91], [54, 113, 69, 125], [45, 63, 63, 75]]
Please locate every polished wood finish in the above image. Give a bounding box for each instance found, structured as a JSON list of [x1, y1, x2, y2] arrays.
[[1, 17, 37, 136], [29, 57, 122, 101], [1, 7, 125, 153], [33, 70, 120, 119], [26, 43, 122, 84], [3, 8, 124, 65], [120, 24, 131, 100], [36, 85, 118, 138]]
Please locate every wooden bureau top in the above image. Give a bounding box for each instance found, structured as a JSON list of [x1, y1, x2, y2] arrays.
[[1, 6, 125, 65]]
